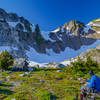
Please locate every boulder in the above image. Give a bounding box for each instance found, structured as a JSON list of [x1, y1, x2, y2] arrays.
[[11, 98, 16, 100], [40, 80, 46, 83], [0, 80, 2, 84], [25, 72, 29, 75], [44, 73, 47, 76], [77, 78, 82, 81], [19, 73, 25, 77], [5, 76, 10, 82], [57, 70, 62, 72]]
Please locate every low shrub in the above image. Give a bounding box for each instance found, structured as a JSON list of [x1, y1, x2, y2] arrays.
[[66, 56, 100, 74]]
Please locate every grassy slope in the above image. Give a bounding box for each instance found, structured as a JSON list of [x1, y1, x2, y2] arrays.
[[0, 69, 99, 100]]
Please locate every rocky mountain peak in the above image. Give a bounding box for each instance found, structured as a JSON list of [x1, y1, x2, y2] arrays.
[[52, 20, 91, 37]]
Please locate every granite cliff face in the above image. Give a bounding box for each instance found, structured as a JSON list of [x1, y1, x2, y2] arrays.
[[0, 8, 35, 58], [0, 8, 100, 63]]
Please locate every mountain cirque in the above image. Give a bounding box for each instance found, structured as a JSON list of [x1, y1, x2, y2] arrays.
[[0, 8, 100, 62]]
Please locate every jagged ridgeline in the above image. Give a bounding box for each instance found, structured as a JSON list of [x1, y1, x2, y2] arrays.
[[0, 8, 100, 63], [0, 8, 46, 57]]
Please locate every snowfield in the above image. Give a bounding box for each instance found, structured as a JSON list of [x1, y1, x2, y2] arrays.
[[41, 31, 56, 42], [0, 41, 100, 64], [26, 40, 100, 63], [8, 22, 19, 27]]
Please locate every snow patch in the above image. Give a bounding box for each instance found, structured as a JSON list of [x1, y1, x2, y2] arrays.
[[61, 60, 71, 66], [61, 58, 77, 66], [31, 24, 35, 32], [12, 47, 18, 51], [26, 40, 100, 63], [28, 61, 42, 67], [8, 22, 19, 27], [61, 27, 64, 32], [20, 23, 27, 32], [52, 28, 60, 33], [41, 31, 56, 42]]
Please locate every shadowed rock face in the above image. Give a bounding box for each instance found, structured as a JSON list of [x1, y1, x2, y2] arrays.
[[7, 13, 19, 22], [0, 8, 99, 60], [44, 34, 96, 53], [0, 8, 8, 19]]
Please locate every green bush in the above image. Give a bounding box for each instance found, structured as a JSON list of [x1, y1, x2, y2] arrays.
[[68, 56, 100, 74], [0, 50, 14, 70]]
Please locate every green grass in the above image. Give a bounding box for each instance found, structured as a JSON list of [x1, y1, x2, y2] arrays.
[[0, 69, 98, 100]]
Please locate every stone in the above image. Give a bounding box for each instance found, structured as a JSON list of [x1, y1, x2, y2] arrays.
[[19, 74, 25, 77], [6, 76, 10, 81], [11, 81, 21, 87], [25, 72, 29, 75], [40, 80, 45, 83], [44, 73, 47, 76], [0, 80, 2, 84], [0, 74, 3, 77], [7, 76, 10, 78], [57, 70, 62, 72], [69, 77, 73, 80], [32, 88, 35, 90], [77, 78, 82, 81], [11, 98, 16, 100], [22, 80, 25, 82]]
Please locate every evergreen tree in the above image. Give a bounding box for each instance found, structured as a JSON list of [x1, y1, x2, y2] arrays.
[[34, 24, 44, 45], [0, 50, 14, 70], [35, 24, 40, 35]]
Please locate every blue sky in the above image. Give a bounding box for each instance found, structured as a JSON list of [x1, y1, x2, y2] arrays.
[[0, 0, 100, 31]]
